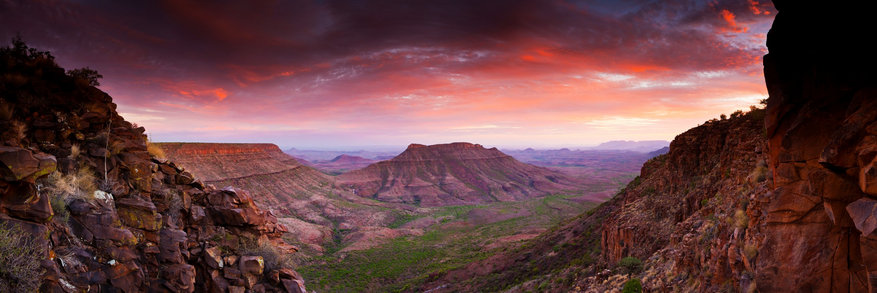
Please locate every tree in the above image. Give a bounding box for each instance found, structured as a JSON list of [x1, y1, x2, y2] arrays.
[[67, 66, 103, 86], [0, 34, 54, 63], [617, 256, 643, 276]]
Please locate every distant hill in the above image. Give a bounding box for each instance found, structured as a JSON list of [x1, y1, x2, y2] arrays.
[[309, 154, 377, 174], [587, 140, 670, 152], [336, 142, 579, 207], [285, 148, 400, 161], [647, 146, 669, 158]]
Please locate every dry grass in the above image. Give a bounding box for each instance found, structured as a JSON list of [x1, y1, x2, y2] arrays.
[[9, 120, 26, 142], [69, 144, 81, 159], [241, 241, 295, 272], [734, 209, 749, 229], [749, 159, 768, 185], [44, 167, 98, 203], [147, 142, 166, 159], [744, 244, 758, 261], [0, 223, 43, 292]]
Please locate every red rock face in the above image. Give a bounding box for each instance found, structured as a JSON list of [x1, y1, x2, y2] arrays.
[[0, 47, 305, 292], [759, 1, 877, 292], [336, 142, 580, 207]]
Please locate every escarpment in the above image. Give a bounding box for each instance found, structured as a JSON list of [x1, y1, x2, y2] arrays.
[[0, 43, 306, 292], [419, 109, 771, 292], [336, 142, 579, 207]]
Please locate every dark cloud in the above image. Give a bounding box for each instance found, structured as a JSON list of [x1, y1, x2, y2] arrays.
[[0, 0, 776, 148]]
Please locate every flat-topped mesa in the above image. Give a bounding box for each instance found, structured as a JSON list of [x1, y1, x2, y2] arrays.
[[396, 142, 508, 161], [156, 143, 306, 182], [158, 142, 283, 156], [337, 142, 579, 207]]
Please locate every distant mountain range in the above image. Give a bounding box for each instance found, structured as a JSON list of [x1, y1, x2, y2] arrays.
[[586, 140, 669, 152]]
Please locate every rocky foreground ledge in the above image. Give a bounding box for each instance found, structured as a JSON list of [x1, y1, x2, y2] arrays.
[[0, 40, 306, 292]]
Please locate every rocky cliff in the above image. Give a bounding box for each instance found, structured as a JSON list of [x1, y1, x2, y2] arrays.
[[421, 2, 877, 292], [758, 1, 877, 291], [156, 142, 335, 216], [420, 108, 769, 292], [336, 142, 579, 207], [156, 142, 415, 252], [0, 40, 306, 292]]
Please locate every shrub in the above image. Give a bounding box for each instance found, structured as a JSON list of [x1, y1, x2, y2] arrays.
[[0, 222, 43, 292], [617, 256, 643, 276], [744, 244, 758, 261], [43, 167, 98, 203], [750, 160, 768, 184], [241, 242, 295, 272], [66, 66, 102, 86], [147, 141, 166, 159], [8, 120, 26, 142], [622, 278, 643, 293], [50, 193, 69, 223], [69, 144, 81, 159], [734, 210, 749, 229]]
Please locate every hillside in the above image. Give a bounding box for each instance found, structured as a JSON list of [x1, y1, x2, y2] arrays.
[[0, 39, 306, 292], [420, 107, 769, 292], [156, 142, 415, 252], [336, 142, 580, 207], [419, 1, 877, 292]]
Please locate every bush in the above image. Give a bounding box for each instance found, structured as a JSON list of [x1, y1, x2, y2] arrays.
[[618, 256, 643, 276], [622, 278, 642, 293], [734, 210, 749, 229], [42, 167, 98, 203], [0, 222, 44, 292], [241, 242, 295, 272], [147, 140, 166, 159], [66, 66, 102, 86]]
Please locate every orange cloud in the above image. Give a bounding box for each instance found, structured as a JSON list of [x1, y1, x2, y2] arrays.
[[720, 9, 747, 33]]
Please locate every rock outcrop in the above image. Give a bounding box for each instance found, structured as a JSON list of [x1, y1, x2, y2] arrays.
[[420, 109, 770, 292], [0, 41, 306, 292], [157, 142, 414, 252], [757, 1, 877, 291], [336, 142, 579, 207]]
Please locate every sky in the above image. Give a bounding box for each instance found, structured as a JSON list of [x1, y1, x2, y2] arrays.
[[0, 0, 775, 150]]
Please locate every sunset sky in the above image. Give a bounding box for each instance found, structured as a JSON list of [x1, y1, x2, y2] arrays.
[[1, 0, 775, 150]]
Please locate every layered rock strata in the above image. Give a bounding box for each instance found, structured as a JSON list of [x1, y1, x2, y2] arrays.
[[336, 142, 579, 207]]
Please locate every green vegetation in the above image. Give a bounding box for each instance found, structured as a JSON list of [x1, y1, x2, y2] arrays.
[[0, 223, 43, 292], [66, 66, 102, 86], [617, 256, 643, 276], [622, 278, 643, 293], [299, 193, 601, 292], [40, 166, 100, 222]]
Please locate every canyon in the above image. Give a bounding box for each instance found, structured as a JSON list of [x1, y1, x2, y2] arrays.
[[3, 1, 873, 292]]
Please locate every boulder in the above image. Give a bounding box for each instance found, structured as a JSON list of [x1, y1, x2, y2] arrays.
[[204, 246, 223, 269], [0, 147, 56, 182], [158, 228, 187, 264], [116, 197, 162, 231]]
